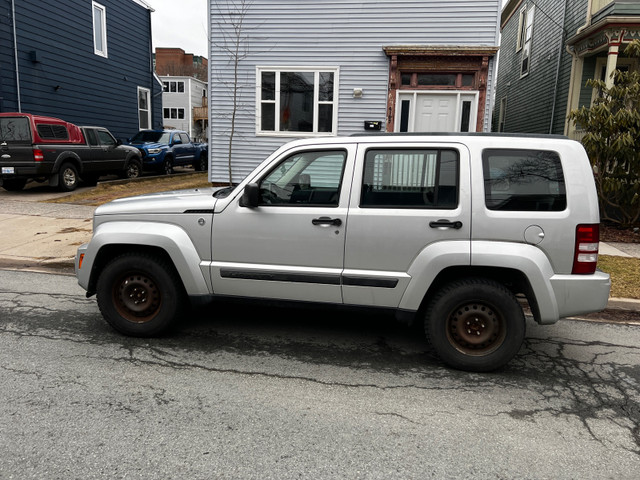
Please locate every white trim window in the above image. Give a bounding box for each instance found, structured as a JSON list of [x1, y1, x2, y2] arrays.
[[257, 67, 339, 136], [520, 5, 535, 77], [92, 1, 108, 58], [163, 81, 185, 93], [138, 87, 151, 129], [163, 108, 185, 119]]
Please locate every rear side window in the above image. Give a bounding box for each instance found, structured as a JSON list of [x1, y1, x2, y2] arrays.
[[0, 117, 31, 143], [36, 124, 69, 140], [483, 149, 566, 211], [361, 149, 459, 209]]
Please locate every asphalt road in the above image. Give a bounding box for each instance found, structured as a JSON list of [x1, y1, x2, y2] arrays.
[[1, 269, 639, 479]]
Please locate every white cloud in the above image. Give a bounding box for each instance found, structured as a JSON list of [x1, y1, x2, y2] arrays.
[[144, 0, 209, 58]]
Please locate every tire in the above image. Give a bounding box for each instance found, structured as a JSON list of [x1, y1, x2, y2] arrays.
[[123, 158, 142, 179], [162, 156, 173, 175], [96, 253, 186, 337], [58, 162, 79, 192], [2, 178, 27, 191], [193, 153, 207, 172], [424, 278, 525, 372]]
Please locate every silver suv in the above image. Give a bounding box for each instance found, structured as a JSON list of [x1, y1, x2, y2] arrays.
[[76, 134, 611, 371]]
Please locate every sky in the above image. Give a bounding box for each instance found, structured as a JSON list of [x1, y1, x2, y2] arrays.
[[144, 0, 209, 58]]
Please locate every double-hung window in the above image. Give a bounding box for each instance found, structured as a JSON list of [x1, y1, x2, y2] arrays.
[[257, 67, 338, 136], [519, 5, 535, 76], [92, 1, 108, 58]]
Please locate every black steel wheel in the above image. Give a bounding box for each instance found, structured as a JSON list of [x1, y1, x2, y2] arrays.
[[58, 162, 79, 192], [96, 253, 185, 336], [1, 178, 27, 191], [424, 278, 525, 372]]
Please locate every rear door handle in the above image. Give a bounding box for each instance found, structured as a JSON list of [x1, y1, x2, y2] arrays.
[[429, 220, 463, 229], [312, 217, 342, 227]]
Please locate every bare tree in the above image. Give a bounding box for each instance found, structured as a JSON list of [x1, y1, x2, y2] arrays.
[[212, 0, 253, 185]]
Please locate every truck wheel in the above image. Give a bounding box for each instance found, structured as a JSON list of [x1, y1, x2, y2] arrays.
[[194, 153, 207, 172], [162, 157, 173, 175], [58, 162, 79, 192], [2, 178, 27, 191], [424, 278, 525, 372], [123, 158, 142, 179], [96, 253, 185, 337]]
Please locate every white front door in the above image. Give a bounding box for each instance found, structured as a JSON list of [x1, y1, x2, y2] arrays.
[[397, 92, 479, 133]]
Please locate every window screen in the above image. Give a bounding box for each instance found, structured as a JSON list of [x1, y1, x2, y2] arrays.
[[483, 149, 566, 211], [361, 149, 459, 209]]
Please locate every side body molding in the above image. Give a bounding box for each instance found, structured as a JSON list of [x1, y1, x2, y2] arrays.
[[79, 221, 211, 296]]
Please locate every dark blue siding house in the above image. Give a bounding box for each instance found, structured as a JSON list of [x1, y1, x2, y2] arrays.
[[0, 0, 161, 139]]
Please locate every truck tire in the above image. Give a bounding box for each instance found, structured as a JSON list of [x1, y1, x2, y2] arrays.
[[122, 158, 142, 179], [162, 156, 173, 175], [2, 178, 27, 191], [424, 278, 525, 372], [194, 152, 208, 172], [96, 253, 186, 337], [58, 162, 79, 192]]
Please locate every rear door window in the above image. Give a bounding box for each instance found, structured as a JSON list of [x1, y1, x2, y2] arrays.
[[361, 149, 459, 209], [483, 149, 566, 211]]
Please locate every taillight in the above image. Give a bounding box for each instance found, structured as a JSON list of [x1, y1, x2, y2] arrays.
[[33, 149, 44, 162], [572, 224, 599, 274]]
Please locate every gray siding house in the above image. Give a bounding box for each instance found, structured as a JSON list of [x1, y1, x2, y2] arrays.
[[493, 0, 640, 137], [160, 75, 208, 140], [209, 0, 501, 182]]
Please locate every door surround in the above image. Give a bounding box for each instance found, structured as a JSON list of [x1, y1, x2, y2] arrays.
[[383, 46, 498, 133]]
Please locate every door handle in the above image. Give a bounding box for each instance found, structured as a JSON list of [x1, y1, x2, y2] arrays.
[[429, 219, 463, 229], [312, 217, 342, 227]]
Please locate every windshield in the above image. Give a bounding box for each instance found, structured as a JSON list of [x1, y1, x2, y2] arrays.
[[130, 131, 171, 144], [0, 117, 31, 143]]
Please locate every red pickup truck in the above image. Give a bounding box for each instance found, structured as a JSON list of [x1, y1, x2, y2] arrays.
[[0, 113, 142, 192]]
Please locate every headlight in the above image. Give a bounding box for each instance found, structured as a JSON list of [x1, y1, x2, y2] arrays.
[[147, 148, 162, 154]]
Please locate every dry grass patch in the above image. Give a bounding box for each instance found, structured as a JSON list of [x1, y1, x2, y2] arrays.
[[598, 255, 640, 299], [45, 173, 214, 206]]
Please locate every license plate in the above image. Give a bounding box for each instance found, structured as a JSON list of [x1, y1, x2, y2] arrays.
[[1, 167, 15, 174]]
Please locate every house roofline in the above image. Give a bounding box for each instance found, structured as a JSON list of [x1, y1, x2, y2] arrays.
[[131, 0, 153, 11], [567, 16, 640, 47], [383, 46, 499, 57], [501, 0, 525, 30]]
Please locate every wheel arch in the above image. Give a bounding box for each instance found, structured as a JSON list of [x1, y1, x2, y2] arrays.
[[82, 222, 211, 297]]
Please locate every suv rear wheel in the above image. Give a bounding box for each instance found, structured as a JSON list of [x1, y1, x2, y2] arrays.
[[424, 278, 525, 372], [96, 253, 185, 336]]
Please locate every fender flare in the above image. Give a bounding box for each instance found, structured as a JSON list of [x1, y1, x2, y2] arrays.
[[398, 241, 559, 323], [83, 221, 210, 296], [53, 151, 83, 174]]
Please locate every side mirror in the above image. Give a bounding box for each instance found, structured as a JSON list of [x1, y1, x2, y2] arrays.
[[116, 139, 122, 146], [172, 138, 182, 145], [239, 183, 260, 208]]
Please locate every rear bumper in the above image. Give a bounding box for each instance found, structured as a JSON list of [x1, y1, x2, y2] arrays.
[[550, 270, 611, 319]]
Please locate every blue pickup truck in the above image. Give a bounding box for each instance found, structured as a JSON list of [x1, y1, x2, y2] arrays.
[[127, 130, 208, 174]]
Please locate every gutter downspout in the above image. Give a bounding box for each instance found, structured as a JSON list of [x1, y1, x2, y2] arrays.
[[11, 0, 21, 112], [549, 0, 568, 134]]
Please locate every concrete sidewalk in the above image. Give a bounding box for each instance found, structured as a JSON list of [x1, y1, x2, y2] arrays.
[[0, 195, 639, 314]]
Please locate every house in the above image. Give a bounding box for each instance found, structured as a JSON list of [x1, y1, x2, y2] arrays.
[[160, 75, 208, 141], [155, 47, 208, 82], [493, 0, 640, 138], [0, 0, 162, 140], [209, 0, 502, 182]]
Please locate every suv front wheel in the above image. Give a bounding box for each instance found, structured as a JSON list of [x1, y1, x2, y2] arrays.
[[424, 278, 525, 372], [96, 253, 185, 336]]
